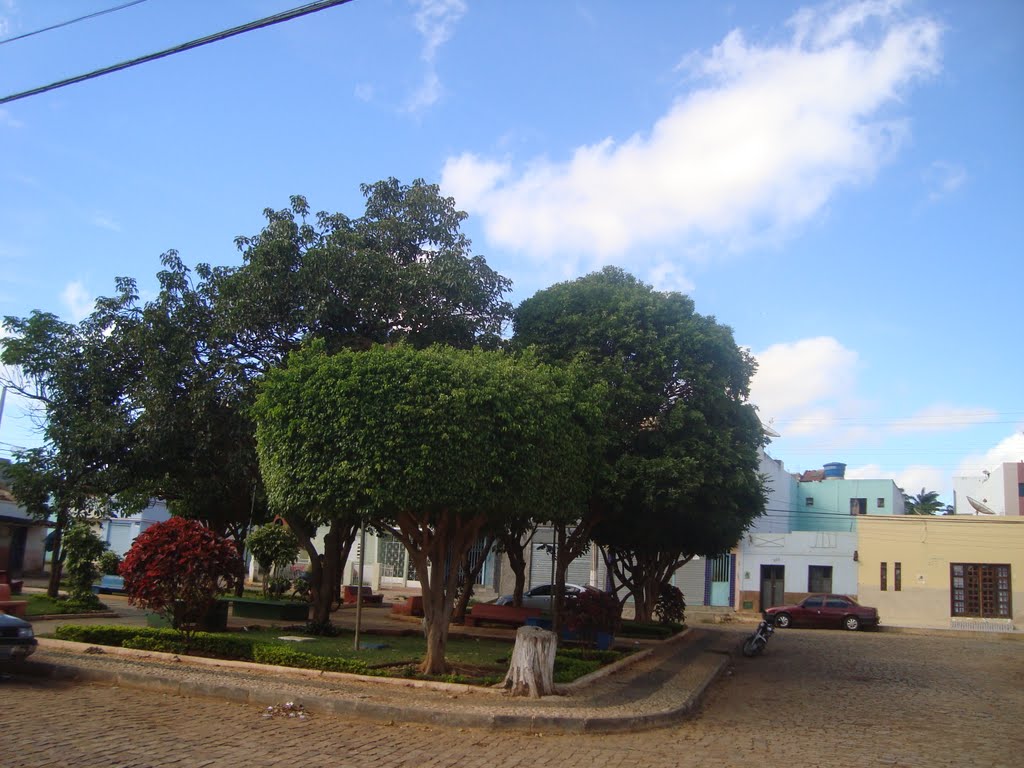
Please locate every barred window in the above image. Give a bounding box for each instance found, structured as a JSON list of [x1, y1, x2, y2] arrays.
[[894, 562, 901, 592], [951, 563, 1011, 618], [880, 562, 887, 591]]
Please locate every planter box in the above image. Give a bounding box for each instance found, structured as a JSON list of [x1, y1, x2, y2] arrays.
[[221, 597, 310, 622], [525, 618, 614, 649], [146, 601, 228, 632]]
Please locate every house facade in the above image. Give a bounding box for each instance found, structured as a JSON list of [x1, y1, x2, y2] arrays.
[[736, 457, 904, 612], [98, 500, 172, 557], [0, 487, 47, 577], [857, 515, 1024, 629]]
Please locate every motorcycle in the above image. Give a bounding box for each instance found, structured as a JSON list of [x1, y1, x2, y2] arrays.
[[741, 616, 775, 657]]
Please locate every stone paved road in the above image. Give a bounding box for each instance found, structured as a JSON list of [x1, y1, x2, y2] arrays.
[[2, 628, 1021, 768]]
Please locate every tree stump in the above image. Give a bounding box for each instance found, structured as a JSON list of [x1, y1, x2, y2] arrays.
[[501, 625, 558, 697]]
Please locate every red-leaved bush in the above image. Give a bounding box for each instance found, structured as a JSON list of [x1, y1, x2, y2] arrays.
[[120, 517, 241, 640]]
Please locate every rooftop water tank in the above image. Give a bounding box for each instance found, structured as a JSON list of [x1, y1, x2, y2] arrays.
[[823, 462, 846, 479]]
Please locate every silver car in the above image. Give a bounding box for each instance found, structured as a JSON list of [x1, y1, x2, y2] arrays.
[[494, 583, 591, 610]]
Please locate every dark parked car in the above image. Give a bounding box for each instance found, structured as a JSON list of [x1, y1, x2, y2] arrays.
[[0, 611, 37, 661], [764, 594, 879, 631], [494, 583, 592, 610]]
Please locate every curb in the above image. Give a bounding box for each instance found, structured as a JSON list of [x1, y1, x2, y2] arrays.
[[19, 629, 730, 733], [15, 648, 731, 733]]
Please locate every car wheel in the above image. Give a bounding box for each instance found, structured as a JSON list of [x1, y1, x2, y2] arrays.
[[843, 615, 860, 631], [773, 613, 791, 629]]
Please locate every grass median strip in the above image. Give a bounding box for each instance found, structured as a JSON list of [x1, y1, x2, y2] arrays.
[[52, 624, 625, 685]]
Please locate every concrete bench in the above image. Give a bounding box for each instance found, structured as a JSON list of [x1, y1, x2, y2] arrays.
[[390, 595, 424, 617], [220, 597, 310, 621], [0, 583, 28, 617], [342, 585, 384, 605], [464, 603, 541, 628], [91, 575, 127, 595], [0, 570, 24, 595]]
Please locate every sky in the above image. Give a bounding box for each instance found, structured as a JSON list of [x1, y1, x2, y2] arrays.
[[0, 0, 1022, 507]]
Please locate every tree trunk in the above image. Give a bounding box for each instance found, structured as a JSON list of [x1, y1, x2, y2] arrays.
[[390, 508, 484, 675], [498, 530, 528, 607], [501, 625, 558, 697], [453, 536, 493, 623], [47, 510, 69, 598]]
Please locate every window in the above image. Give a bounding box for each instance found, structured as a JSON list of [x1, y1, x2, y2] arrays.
[[806, 497, 814, 506], [894, 562, 901, 592], [880, 562, 888, 591], [951, 564, 1012, 618], [808, 565, 833, 593], [826, 596, 851, 608], [803, 596, 824, 608], [1018, 483, 1024, 498], [850, 498, 867, 515], [877, 497, 885, 508]]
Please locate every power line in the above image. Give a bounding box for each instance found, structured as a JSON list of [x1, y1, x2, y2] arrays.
[[0, 0, 356, 106], [0, 0, 149, 47]]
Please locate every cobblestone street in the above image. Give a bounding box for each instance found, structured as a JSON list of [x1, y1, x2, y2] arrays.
[[3, 628, 1021, 767]]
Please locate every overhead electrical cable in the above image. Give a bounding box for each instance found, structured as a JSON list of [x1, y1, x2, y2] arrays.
[[0, 0, 150, 46], [0, 0, 355, 106]]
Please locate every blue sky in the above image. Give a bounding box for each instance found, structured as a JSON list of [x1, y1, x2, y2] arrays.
[[1, 0, 1022, 505]]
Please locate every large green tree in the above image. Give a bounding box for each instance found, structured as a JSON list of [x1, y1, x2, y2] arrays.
[[254, 343, 602, 673], [212, 179, 514, 623], [2, 287, 147, 595], [514, 267, 766, 622], [3, 178, 514, 615]]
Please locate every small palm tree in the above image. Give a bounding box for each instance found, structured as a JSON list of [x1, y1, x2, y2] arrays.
[[903, 488, 944, 515]]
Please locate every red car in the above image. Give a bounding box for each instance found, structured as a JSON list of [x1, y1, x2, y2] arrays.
[[764, 594, 879, 631]]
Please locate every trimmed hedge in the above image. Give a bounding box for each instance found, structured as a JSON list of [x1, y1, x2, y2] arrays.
[[53, 624, 369, 674]]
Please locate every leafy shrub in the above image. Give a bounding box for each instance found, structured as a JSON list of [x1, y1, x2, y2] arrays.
[[556, 647, 622, 664], [247, 523, 300, 596], [304, 619, 340, 636], [563, 589, 622, 644], [97, 551, 122, 576], [618, 621, 681, 639], [653, 583, 686, 626], [266, 576, 292, 599], [119, 517, 241, 645], [62, 522, 108, 602], [252, 645, 369, 675], [552, 655, 602, 683]]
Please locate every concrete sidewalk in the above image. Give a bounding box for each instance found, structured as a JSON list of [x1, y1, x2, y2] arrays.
[[12, 623, 739, 733]]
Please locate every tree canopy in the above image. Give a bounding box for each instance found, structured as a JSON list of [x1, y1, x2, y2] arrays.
[[903, 488, 946, 515], [514, 267, 766, 621], [254, 342, 603, 673]]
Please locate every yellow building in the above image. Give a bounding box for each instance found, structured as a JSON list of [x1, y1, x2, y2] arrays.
[[857, 516, 1023, 630]]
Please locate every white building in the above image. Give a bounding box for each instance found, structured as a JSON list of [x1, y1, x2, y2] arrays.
[[953, 462, 1024, 516]]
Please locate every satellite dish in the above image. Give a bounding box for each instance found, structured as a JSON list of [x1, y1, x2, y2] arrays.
[[966, 496, 996, 515]]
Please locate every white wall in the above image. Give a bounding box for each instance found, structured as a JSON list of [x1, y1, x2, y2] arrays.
[[738, 530, 859, 595], [953, 463, 1017, 516], [749, 449, 797, 534]]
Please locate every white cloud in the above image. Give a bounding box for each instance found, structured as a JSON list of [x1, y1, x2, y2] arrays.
[[0, 109, 23, 129], [406, 0, 466, 111], [61, 281, 93, 322], [92, 214, 122, 233], [354, 82, 374, 102], [958, 432, 1024, 475], [750, 337, 859, 428], [924, 160, 967, 202], [442, 0, 941, 259], [888, 404, 995, 433]]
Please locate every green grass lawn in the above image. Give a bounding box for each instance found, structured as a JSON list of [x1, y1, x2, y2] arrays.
[[51, 623, 625, 685], [19, 593, 111, 616]]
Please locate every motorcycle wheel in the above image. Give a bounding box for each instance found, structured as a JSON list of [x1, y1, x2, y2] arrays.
[[741, 636, 765, 657]]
